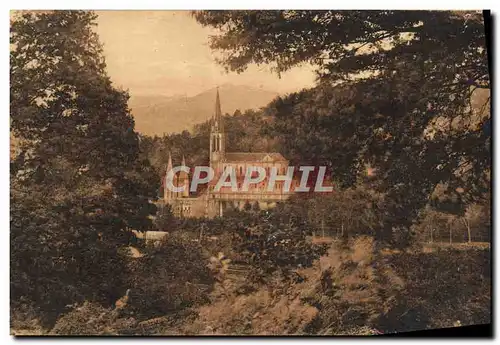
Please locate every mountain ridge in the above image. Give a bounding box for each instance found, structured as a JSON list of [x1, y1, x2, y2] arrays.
[[129, 84, 279, 136]]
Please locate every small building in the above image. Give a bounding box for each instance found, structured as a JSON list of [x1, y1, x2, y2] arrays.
[[131, 230, 168, 242]]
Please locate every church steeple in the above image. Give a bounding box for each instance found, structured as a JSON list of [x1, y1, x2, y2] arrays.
[[210, 87, 225, 168], [179, 155, 189, 198], [214, 87, 223, 131], [164, 151, 173, 201], [167, 151, 173, 171]]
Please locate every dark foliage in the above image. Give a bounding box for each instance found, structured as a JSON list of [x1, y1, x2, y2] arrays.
[[126, 236, 214, 319], [193, 10, 490, 247], [10, 10, 158, 324]]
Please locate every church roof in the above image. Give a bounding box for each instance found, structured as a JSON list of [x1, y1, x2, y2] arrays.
[[224, 152, 287, 163]]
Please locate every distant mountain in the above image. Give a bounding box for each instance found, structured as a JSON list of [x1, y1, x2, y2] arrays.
[[129, 84, 279, 136]]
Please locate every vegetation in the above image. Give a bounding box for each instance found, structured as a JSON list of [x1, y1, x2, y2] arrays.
[[193, 10, 490, 247], [139, 108, 272, 192], [10, 10, 490, 336], [10, 10, 158, 326], [44, 235, 491, 335]]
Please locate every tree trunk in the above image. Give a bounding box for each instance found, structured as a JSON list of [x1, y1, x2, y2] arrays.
[[449, 224, 452, 245], [321, 218, 325, 238], [430, 227, 433, 243], [199, 224, 204, 244], [462, 217, 471, 243]]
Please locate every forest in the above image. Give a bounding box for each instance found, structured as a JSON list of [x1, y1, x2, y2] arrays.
[[10, 10, 490, 335]]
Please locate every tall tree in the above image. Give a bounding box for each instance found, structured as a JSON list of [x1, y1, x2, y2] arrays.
[[194, 10, 491, 246], [10, 10, 158, 318]]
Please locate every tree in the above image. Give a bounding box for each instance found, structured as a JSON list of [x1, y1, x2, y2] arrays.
[[154, 204, 176, 231], [243, 200, 252, 212], [463, 202, 490, 243], [127, 236, 213, 319], [193, 11, 488, 89], [194, 10, 490, 247], [10, 10, 158, 320], [139, 108, 273, 185], [414, 207, 449, 243], [252, 201, 261, 212]]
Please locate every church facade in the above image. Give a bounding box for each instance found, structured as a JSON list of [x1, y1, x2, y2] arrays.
[[163, 89, 295, 218]]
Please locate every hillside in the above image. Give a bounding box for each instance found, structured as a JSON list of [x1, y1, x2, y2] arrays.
[[129, 84, 279, 136]]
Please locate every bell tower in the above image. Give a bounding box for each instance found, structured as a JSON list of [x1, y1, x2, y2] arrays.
[[164, 152, 174, 202], [210, 87, 225, 170], [179, 155, 190, 198]]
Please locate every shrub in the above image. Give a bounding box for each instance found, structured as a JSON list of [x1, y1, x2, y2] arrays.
[[50, 302, 139, 335], [183, 236, 403, 335], [184, 284, 319, 335], [301, 236, 405, 334], [10, 301, 45, 335], [126, 234, 214, 320], [381, 246, 491, 332]]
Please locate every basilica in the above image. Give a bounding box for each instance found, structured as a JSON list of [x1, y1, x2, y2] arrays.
[[163, 89, 296, 218]]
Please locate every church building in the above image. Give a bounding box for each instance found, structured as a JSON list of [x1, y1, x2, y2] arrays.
[[163, 89, 296, 218]]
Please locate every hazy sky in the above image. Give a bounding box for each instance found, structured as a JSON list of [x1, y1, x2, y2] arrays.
[[95, 11, 317, 98]]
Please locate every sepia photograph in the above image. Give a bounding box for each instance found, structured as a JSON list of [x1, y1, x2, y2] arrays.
[[9, 9, 491, 336]]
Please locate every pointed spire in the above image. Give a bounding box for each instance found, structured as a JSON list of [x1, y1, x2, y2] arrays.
[[181, 154, 189, 198], [165, 151, 173, 201], [213, 87, 223, 132], [167, 151, 173, 172], [215, 87, 222, 121]]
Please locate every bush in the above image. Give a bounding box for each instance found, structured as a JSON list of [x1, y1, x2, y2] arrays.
[[182, 236, 403, 335], [126, 234, 214, 319], [184, 278, 319, 335], [381, 246, 491, 332], [50, 302, 138, 335], [153, 203, 176, 231], [10, 301, 45, 335], [10, 183, 130, 329], [47, 235, 491, 336], [301, 236, 405, 334]]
